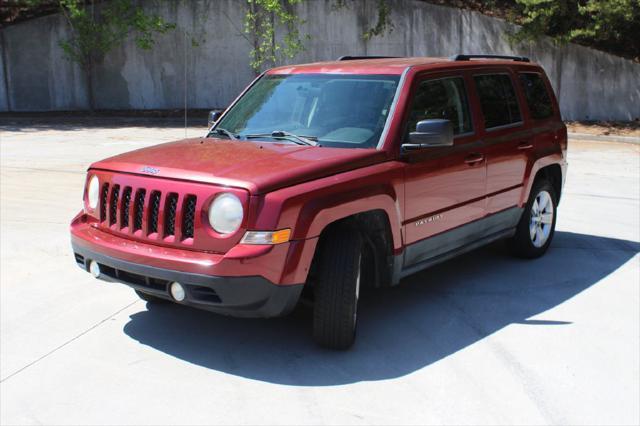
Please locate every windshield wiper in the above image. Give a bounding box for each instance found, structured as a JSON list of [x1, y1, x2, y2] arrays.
[[208, 128, 238, 140], [244, 130, 318, 146]]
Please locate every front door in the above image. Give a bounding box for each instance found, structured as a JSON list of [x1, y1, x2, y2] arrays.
[[403, 73, 487, 267]]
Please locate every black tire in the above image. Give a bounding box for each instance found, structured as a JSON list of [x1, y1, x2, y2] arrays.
[[509, 178, 558, 258], [313, 227, 363, 350], [135, 289, 168, 304]]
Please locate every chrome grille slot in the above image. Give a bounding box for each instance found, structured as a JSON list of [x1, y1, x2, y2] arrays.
[[181, 195, 197, 240], [120, 187, 132, 229], [100, 183, 109, 222], [109, 185, 120, 226], [133, 189, 146, 232], [164, 193, 178, 237], [148, 191, 161, 235]]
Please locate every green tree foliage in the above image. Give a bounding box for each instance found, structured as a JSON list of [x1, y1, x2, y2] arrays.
[[13, 0, 395, 80], [363, 0, 394, 41], [332, 0, 394, 41], [21, 0, 175, 108], [244, 0, 309, 74], [58, 0, 174, 64], [512, 0, 640, 60], [244, 0, 395, 73]]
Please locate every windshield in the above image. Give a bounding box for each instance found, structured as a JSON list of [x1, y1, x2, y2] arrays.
[[214, 74, 401, 148]]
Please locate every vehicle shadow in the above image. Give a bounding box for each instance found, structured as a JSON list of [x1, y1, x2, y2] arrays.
[[123, 231, 639, 386]]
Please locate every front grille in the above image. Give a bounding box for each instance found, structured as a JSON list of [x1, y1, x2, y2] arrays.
[[96, 262, 168, 292], [81, 258, 222, 303], [164, 193, 178, 236], [182, 195, 196, 239], [74, 253, 85, 266], [120, 187, 132, 229], [188, 286, 221, 304], [148, 191, 161, 235], [94, 173, 210, 248], [109, 185, 120, 226]]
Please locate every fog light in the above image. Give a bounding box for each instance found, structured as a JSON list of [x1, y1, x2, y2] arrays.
[[170, 282, 186, 302], [89, 260, 101, 278]]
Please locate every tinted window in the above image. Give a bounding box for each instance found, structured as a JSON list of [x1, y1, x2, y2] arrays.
[[519, 73, 554, 119], [216, 74, 400, 148], [407, 77, 472, 136], [474, 74, 522, 129]]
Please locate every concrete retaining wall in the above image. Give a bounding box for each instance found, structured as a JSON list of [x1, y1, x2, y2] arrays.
[[1, 13, 88, 111], [1, 0, 638, 120]]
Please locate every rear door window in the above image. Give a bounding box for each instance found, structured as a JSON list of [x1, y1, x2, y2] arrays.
[[474, 74, 522, 129], [519, 73, 554, 119], [406, 77, 473, 136]]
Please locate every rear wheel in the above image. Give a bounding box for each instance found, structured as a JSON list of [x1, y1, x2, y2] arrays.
[[509, 179, 557, 258], [135, 289, 168, 304], [312, 227, 363, 350]]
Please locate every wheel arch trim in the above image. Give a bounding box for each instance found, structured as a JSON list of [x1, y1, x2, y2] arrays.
[[520, 156, 566, 206]]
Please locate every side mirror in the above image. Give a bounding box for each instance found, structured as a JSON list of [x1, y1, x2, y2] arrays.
[[402, 119, 454, 151], [208, 110, 224, 127]]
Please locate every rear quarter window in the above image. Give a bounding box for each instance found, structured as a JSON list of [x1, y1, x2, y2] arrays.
[[474, 74, 522, 129], [519, 72, 554, 120]]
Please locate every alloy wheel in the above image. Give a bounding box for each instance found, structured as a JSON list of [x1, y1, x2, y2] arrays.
[[529, 190, 554, 248]]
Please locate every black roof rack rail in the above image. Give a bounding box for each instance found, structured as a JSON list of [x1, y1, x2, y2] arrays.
[[337, 55, 401, 61], [450, 54, 530, 63]]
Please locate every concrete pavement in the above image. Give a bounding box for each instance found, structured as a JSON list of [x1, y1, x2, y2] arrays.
[[1, 121, 638, 425]]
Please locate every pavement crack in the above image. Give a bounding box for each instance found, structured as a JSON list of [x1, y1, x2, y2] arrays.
[[0, 300, 139, 383]]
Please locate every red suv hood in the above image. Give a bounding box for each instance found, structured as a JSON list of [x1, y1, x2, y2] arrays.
[[90, 137, 387, 194]]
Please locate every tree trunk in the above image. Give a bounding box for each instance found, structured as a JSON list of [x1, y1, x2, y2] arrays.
[[271, 11, 276, 68], [249, 1, 260, 76], [84, 61, 95, 112]]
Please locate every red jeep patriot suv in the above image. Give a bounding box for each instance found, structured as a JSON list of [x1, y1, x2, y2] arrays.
[[71, 55, 567, 349]]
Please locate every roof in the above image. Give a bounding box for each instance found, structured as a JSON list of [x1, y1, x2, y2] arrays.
[[268, 56, 540, 75]]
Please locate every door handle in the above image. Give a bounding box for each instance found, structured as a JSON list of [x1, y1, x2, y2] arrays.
[[464, 153, 484, 165], [517, 142, 533, 150]]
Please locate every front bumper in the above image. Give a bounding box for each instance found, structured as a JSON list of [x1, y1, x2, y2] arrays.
[[70, 212, 317, 285], [73, 243, 303, 318]]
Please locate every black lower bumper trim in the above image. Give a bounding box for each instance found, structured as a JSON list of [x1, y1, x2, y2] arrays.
[[72, 243, 303, 318]]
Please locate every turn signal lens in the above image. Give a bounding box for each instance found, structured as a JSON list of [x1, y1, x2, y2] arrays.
[[241, 229, 291, 245], [271, 229, 291, 244]]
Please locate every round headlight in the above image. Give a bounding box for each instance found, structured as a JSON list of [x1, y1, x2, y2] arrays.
[[208, 193, 243, 234], [87, 175, 100, 210]]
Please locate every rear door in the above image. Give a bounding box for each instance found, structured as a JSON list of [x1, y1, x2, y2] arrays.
[[472, 71, 530, 214], [517, 71, 564, 187], [402, 72, 486, 266]]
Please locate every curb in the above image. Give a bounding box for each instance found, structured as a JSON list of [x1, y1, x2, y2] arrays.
[[568, 132, 640, 144]]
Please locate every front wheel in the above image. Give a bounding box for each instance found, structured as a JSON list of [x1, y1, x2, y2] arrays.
[[312, 227, 363, 350], [509, 179, 557, 258]]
